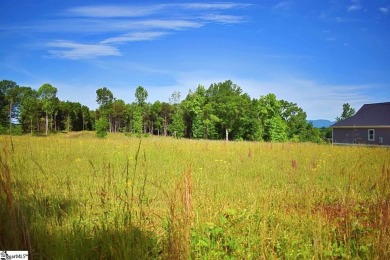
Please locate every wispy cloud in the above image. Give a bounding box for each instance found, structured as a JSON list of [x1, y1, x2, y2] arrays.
[[201, 14, 246, 23], [348, 5, 361, 12], [175, 3, 251, 10], [31, 19, 202, 33], [379, 7, 389, 14], [326, 37, 336, 41], [67, 3, 250, 18], [44, 2, 250, 59], [47, 41, 120, 59], [273, 1, 292, 10], [67, 5, 162, 18], [347, 0, 361, 12], [130, 19, 203, 30], [101, 31, 170, 44]]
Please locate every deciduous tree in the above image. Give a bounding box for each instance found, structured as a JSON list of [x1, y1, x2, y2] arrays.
[[96, 117, 109, 138], [0, 80, 20, 134], [96, 87, 114, 131], [280, 100, 307, 141], [183, 85, 206, 139], [38, 83, 57, 135], [161, 102, 172, 136], [150, 101, 162, 135], [18, 87, 40, 134], [112, 99, 126, 132], [336, 103, 356, 122], [206, 80, 243, 141], [135, 86, 148, 107], [132, 105, 143, 136]]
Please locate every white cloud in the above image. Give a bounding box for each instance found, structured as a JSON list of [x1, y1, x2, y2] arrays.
[[201, 14, 245, 23], [47, 41, 121, 59], [101, 31, 170, 44], [348, 5, 361, 12], [175, 2, 251, 10], [273, 1, 291, 10], [175, 3, 251, 10], [379, 7, 389, 14], [347, 0, 361, 12], [131, 19, 203, 30], [65, 3, 250, 18], [67, 5, 162, 18], [67, 3, 250, 18], [43, 3, 250, 60], [39, 19, 203, 33]]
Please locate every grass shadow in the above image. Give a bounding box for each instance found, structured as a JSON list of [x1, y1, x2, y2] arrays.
[[2, 192, 159, 259]]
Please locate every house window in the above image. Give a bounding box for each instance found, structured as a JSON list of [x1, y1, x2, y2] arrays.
[[368, 129, 375, 141]]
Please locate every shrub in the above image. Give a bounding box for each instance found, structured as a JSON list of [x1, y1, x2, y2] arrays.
[[95, 117, 109, 138], [11, 125, 23, 136]]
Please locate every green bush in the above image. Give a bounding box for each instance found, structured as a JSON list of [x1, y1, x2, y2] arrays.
[[0, 125, 6, 134], [0, 124, 23, 135], [11, 125, 23, 136], [95, 117, 109, 138]]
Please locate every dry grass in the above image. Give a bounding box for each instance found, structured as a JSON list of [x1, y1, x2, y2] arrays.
[[1, 132, 390, 259]]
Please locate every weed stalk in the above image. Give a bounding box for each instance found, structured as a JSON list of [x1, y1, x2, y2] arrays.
[[166, 167, 193, 260]]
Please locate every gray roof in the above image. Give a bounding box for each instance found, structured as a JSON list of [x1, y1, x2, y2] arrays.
[[332, 102, 390, 127]]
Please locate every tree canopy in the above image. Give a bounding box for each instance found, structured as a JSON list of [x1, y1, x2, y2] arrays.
[[135, 86, 148, 107], [335, 103, 356, 122], [1, 78, 328, 143]]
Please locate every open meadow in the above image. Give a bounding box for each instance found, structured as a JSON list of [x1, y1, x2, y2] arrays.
[[1, 132, 390, 259]]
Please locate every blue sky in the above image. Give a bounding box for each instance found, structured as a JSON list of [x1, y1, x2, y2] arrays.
[[1, 0, 389, 120]]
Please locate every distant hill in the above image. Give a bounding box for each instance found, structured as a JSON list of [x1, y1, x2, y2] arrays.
[[307, 120, 335, 128]]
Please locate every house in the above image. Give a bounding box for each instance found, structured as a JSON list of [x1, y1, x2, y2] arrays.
[[332, 102, 390, 146]]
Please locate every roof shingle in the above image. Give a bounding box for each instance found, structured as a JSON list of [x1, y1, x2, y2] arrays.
[[332, 102, 390, 127]]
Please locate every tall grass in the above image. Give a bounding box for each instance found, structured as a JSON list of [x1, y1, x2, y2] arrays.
[[1, 132, 389, 259], [164, 167, 193, 259], [0, 137, 31, 251]]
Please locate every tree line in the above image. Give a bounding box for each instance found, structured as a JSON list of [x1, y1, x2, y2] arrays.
[[1, 79, 327, 142], [0, 80, 93, 135]]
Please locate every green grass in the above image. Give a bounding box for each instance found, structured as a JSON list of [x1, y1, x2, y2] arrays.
[[1, 132, 390, 259]]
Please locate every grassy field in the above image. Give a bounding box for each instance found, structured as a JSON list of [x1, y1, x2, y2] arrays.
[[1, 132, 389, 259]]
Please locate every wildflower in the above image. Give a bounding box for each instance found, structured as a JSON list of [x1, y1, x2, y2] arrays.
[[291, 159, 297, 170]]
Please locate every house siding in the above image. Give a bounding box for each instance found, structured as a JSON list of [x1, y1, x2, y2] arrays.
[[333, 128, 390, 146]]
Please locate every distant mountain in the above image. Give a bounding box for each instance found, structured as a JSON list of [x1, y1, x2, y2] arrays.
[[307, 119, 335, 128]]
